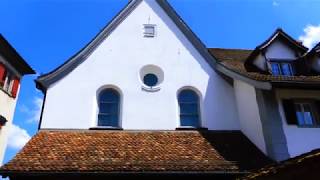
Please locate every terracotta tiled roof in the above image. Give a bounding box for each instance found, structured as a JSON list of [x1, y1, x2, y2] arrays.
[[208, 48, 320, 83], [0, 130, 271, 174], [242, 149, 320, 180]]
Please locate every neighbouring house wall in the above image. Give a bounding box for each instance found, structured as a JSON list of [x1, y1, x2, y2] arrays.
[[233, 80, 267, 154], [0, 55, 20, 165], [41, 0, 240, 130], [276, 89, 320, 157], [310, 55, 320, 73], [0, 88, 18, 165]]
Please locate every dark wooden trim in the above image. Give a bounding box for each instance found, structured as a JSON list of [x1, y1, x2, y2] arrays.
[[176, 127, 208, 131]]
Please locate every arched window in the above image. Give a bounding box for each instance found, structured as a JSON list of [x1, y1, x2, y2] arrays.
[[178, 89, 200, 127], [98, 89, 120, 127]]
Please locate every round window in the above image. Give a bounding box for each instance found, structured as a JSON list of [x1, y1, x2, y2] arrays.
[[143, 73, 158, 87]]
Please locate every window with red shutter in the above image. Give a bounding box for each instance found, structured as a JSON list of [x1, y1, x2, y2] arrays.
[[11, 77, 20, 98], [0, 63, 6, 87]]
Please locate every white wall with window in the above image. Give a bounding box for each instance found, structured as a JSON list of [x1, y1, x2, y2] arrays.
[[40, 0, 240, 130], [0, 56, 21, 165], [276, 89, 320, 157]]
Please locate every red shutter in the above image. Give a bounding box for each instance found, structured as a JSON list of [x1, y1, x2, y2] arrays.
[[11, 77, 20, 98], [0, 63, 5, 86]]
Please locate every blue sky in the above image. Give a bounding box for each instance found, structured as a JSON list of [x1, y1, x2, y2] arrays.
[[1, 0, 320, 164]]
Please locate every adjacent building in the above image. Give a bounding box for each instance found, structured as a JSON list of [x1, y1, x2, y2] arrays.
[[0, 34, 35, 164], [1, 0, 320, 179]]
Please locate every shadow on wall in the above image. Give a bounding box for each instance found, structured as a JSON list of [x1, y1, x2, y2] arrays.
[[199, 130, 274, 171]]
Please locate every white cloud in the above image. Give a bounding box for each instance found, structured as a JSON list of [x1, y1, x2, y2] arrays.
[[7, 124, 31, 149], [272, 1, 279, 6], [20, 97, 43, 123], [299, 24, 320, 49]]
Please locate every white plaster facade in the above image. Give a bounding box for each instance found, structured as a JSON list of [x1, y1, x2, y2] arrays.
[[0, 58, 20, 165], [233, 80, 267, 154], [264, 39, 298, 59], [276, 89, 320, 157], [40, 0, 240, 130]]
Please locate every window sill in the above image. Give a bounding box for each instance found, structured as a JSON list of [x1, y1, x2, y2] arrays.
[[176, 127, 208, 131], [296, 125, 320, 128], [90, 126, 123, 130], [141, 85, 161, 92]]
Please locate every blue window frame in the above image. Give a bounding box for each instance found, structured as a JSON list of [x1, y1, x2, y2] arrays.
[[143, 73, 158, 87], [271, 62, 294, 76], [98, 89, 120, 127], [178, 90, 200, 127], [281, 63, 293, 75], [295, 103, 316, 126], [271, 63, 281, 75]]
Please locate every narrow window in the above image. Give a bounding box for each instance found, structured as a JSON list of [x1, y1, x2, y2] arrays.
[[98, 89, 120, 127], [281, 63, 293, 76], [143, 24, 156, 37], [3, 72, 13, 93], [271, 63, 281, 75], [178, 90, 200, 127], [295, 103, 316, 126]]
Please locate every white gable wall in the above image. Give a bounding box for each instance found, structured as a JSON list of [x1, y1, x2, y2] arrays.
[[265, 39, 297, 60], [41, 0, 240, 130]]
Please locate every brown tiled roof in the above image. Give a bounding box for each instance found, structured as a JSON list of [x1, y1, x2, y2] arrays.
[[242, 149, 320, 180], [208, 48, 320, 83], [0, 130, 271, 174]]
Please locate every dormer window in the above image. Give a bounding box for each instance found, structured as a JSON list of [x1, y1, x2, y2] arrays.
[[270, 62, 294, 76], [143, 24, 156, 37]]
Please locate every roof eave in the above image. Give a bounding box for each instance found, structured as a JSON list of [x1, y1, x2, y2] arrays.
[[216, 63, 272, 90], [271, 81, 320, 89], [35, 0, 143, 92], [258, 28, 308, 52], [0, 34, 36, 75], [0, 170, 249, 178]]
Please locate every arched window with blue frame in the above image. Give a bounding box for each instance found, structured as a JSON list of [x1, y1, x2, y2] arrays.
[[98, 89, 120, 127], [178, 89, 200, 127]]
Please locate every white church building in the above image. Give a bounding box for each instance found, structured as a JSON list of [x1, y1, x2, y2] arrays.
[[1, 0, 320, 179]]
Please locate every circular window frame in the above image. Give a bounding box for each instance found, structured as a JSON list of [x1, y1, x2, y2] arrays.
[[139, 65, 164, 92], [143, 73, 158, 87]]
